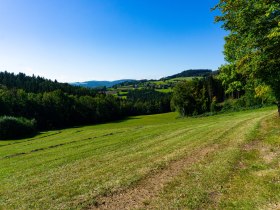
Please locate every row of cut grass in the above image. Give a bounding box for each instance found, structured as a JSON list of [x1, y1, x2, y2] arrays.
[[0, 107, 277, 209]]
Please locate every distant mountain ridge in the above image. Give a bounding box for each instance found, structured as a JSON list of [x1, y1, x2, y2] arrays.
[[71, 69, 213, 88], [162, 69, 212, 80], [71, 79, 135, 88]]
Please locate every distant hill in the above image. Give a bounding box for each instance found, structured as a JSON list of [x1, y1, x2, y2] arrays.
[[108, 69, 215, 91], [0, 71, 97, 96], [71, 69, 213, 89], [71, 79, 136, 88], [162, 69, 212, 80]]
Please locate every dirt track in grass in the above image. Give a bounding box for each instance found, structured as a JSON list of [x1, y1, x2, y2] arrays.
[[90, 144, 219, 210]]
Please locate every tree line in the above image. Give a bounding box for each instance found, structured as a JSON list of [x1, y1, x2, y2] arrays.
[[214, 0, 280, 116], [0, 72, 173, 139], [162, 69, 212, 80], [0, 66, 276, 139], [0, 71, 97, 96], [2, 0, 280, 139], [172, 0, 279, 117]]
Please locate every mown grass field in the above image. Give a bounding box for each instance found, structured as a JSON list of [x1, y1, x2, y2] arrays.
[[0, 107, 279, 209]]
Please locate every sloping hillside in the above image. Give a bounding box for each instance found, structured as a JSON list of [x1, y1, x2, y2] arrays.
[[70, 69, 213, 90], [162, 69, 212, 80], [0, 107, 279, 209]]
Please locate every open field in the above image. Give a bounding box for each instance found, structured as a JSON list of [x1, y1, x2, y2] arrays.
[[108, 77, 199, 96], [0, 107, 279, 209], [167, 76, 199, 82], [155, 88, 173, 93]]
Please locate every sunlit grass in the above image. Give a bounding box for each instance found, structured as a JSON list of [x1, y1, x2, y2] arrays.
[[0, 107, 278, 209]]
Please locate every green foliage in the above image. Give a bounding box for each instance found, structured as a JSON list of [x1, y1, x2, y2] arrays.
[[220, 93, 274, 113], [217, 63, 246, 99], [210, 96, 219, 113], [0, 72, 173, 130], [255, 83, 275, 105], [221, 99, 244, 112], [172, 79, 209, 116], [126, 89, 171, 115], [0, 116, 36, 140], [111, 70, 216, 96], [0, 71, 97, 96], [0, 87, 121, 129], [214, 0, 280, 110], [162, 69, 212, 80], [171, 75, 226, 116]]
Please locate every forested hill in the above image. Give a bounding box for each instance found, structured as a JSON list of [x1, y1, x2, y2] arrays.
[[110, 69, 214, 90], [71, 79, 135, 88], [0, 71, 172, 135], [162, 69, 212, 80], [0, 71, 97, 96], [72, 69, 213, 89]]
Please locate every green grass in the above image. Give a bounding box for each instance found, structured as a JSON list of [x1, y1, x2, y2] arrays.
[[168, 76, 198, 82], [148, 109, 280, 209], [0, 107, 279, 209], [151, 80, 166, 85], [117, 91, 128, 99], [109, 77, 198, 94], [155, 88, 173, 93], [118, 91, 128, 95]]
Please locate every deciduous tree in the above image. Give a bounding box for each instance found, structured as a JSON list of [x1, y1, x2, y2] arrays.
[[214, 0, 280, 115]]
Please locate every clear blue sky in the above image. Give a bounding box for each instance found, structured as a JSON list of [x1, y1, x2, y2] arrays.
[[0, 0, 226, 82]]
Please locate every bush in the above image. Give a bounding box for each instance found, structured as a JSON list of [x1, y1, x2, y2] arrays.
[[220, 97, 266, 113], [221, 99, 243, 112], [0, 116, 37, 140], [171, 80, 209, 117]]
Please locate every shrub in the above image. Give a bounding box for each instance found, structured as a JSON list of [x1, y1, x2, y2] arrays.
[[171, 80, 209, 117], [0, 116, 36, 140], [221, 99, 244, 112]]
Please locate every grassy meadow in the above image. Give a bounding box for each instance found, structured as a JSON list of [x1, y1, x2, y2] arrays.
[[110, 77, 196, 95], [0, 107, 279, 209]]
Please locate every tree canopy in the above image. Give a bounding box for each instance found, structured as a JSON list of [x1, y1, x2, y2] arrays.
[[0, 71, 172, 132], [214, 0, 280, 115]]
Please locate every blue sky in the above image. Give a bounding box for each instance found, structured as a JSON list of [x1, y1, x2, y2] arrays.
[[0, 0, 226, 82]]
